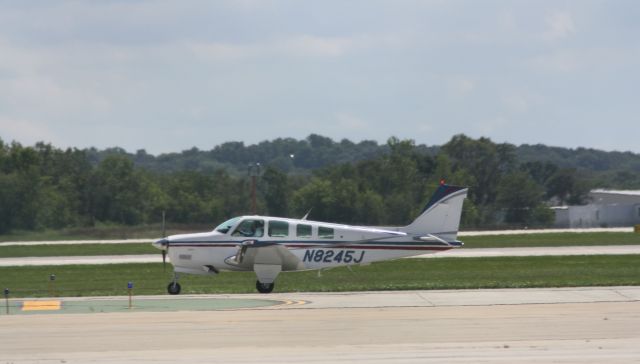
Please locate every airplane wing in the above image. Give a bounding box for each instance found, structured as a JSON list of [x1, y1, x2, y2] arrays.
[[224, 240, 305, 271]]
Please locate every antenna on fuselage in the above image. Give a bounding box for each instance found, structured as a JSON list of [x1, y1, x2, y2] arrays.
[[301, 209, 312, 220]]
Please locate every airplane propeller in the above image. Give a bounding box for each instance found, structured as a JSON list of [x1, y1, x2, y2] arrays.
[[159, 211, 168, 272], [162, 248, 167, 271], [152, 236, 169, 271]]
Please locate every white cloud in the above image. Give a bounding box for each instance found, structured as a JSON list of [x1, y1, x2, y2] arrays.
[[335, 112, 369, 130], [502, 94, 529, 113], [279, 35, 356, 57], [188, 41, 259, 61], [527, 49, 581, 72], [526, 46, 639, 73], [498, 9, 517, 31], [188, 33, 405, 62], [543, 11, 576, 40], [0, 2, 638, 153], [417, 123, 433, 133], [446, 76, 475, 97], [473, 116, 511, 135], [187, 35, 354, 62]]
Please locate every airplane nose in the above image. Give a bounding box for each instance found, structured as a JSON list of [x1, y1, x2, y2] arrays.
[[152, 238, 169, 250]]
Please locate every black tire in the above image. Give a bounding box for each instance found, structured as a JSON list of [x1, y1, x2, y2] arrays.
[[167, 282, 181, 295], [255, 281, 274, 294]]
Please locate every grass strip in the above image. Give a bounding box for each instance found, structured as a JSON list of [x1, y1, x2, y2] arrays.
[[1, 255, 638, 298]]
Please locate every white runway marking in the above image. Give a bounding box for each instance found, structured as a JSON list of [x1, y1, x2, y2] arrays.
[[414, 244, 640, 258], [0, 254, 160, 266], [0, 238, 151, 246]]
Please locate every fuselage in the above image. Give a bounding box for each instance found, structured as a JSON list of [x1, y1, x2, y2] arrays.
[[154, 215, 458, 276]]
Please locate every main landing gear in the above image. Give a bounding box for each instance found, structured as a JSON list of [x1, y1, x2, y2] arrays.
[[165, 273, 276, 294], [256, 280, 274, 294], [167, 273, 181, 295]]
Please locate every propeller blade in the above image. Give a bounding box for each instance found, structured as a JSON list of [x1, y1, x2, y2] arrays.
[[162, 211, 166, 238], [161, 211, 167, 272]]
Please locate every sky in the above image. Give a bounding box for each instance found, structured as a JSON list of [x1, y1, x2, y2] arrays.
[[0, 0, 638, 155]]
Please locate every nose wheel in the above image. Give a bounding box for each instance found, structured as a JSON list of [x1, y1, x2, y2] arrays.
[[167, 282, 181, 295], [256, 281, 274, 294], [167, 273, 181, 295]]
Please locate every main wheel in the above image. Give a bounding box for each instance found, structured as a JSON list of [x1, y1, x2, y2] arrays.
[[255, 281, 274, 294], [167, 282, 181, 295]]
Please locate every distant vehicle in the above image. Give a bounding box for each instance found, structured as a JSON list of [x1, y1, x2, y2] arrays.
[[153, 182, 468, 294]]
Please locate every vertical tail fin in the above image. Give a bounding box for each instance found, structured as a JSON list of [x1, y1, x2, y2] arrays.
[[402, 184, 468, 242]]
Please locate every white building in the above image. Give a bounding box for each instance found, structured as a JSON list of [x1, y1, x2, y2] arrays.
[[554, 190, 640, 228]]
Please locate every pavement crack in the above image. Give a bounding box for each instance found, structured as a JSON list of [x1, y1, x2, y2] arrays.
[[612, 289, 637, 301], [416, 292, 435, 306]]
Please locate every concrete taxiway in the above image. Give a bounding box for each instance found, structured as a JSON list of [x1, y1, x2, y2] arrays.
[[2, 287, 639, 363]]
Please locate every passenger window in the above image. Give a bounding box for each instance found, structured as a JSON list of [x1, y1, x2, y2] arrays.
[[296, 224, 312, 238], [231, 219, 264, 237], [269, 220, 289, 237], [318, 226, 334, 239]]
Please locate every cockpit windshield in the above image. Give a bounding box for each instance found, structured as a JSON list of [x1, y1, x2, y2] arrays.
[[214, 217, 241, 234]]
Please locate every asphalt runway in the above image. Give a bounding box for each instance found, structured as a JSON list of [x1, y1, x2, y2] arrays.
[[2, 287, 639, 363]]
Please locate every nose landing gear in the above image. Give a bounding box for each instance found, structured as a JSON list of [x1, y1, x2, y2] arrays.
[[167, 273, 181, 295], [255, 281, 274, 294]]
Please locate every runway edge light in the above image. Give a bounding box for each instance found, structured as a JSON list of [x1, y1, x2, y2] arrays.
[[49, 274, 56, 297], [128, 282, 134, 309], [4, 288, 9, 315]]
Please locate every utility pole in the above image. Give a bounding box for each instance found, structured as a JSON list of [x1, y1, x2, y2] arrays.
[[248, 163, 261, 215]]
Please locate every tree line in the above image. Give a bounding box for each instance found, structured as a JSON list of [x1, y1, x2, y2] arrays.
[[1, 134, 638, 234]]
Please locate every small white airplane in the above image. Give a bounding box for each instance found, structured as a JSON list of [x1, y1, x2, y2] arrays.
[[152, 182, 468, 294]]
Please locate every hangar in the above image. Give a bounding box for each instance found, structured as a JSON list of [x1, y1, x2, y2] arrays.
[[554, 189, 640, 228]]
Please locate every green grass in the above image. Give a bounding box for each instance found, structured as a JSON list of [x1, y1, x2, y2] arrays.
[[0, 243, 157, 258], [462, 232, 640, 248], [1, 255, 638, 298]]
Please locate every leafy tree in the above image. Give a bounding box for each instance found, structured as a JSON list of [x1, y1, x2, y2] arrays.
[[0, 172, 19, 233], [496, 172, 546, 225], [545, 168, 589, 205], [3, 133, 640, 234], [291, 178, 336, 222], [520, 161, 558, 186], [91, 155, 149, 225], [355, 189, 385, 225], [442, 134, 516, 206], [261, 167, 289, 217]]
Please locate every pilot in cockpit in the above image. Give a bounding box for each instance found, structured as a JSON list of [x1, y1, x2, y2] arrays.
[[233, 219, 264, 237]]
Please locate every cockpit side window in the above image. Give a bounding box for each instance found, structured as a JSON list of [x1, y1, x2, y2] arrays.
[[231, 219, 265, 237], [268, 220, 289, 237], [215, 217, 241, 234], [296, 224, 312, 238], [318, 226, 334, 239]]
